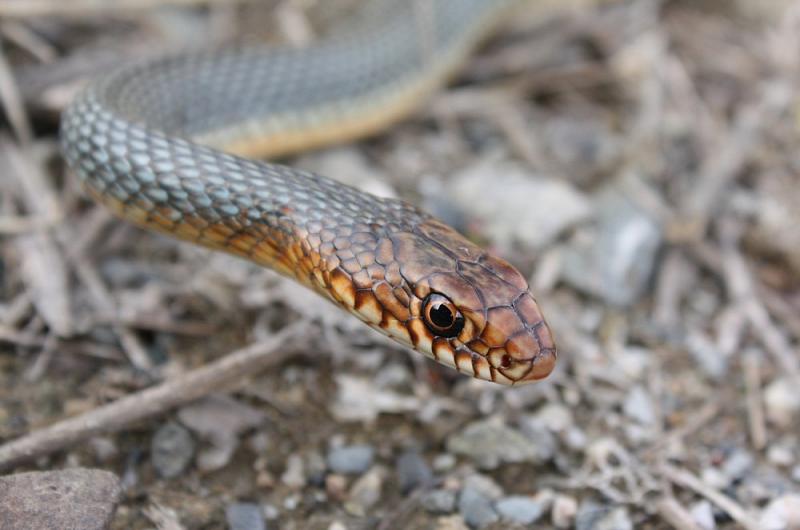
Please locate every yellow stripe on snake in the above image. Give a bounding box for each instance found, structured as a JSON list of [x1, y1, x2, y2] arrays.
[[60, 0, 556, 385]]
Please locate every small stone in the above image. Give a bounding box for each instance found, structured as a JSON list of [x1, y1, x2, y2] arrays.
[[576, 502, 633, 530], [178, 395, 266, 471], [517, 418, 558, 462], [0, 468, 121, 530], [281, 454, 306, 490], [422, 489, 458, 514], [721, 449, 754, 481], [462, 474, 504, 500], [765, 378, 800, 428], [533, 403, 574, 432], [433, 453, 457, 472], [562, 178, 663, 306], [766, 443, 794, 467], [396, 450, 433, 493], [434, 515, 470, 530], [447, 419, 543, 470], [326, 474, 349, 502], [449, 159, 592, 251], [759, 494, 800, 530], [458, 485, 499, 529], [495, 495, 547, 525], [327, 444, 374, 475], [690, 501, 716, 530], [623, 386, 658, 426], [225, 502, 266, 530], [262, 504, 279, 521], [151, 421, 195, 478], [552, 495, 578, 528], [345, 467, 384, 516]]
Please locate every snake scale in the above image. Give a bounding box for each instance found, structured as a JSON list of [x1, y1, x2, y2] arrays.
[[60, 0, 556, 385]]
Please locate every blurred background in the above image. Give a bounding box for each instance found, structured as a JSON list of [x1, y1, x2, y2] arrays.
[[0, 0, 798, 528]]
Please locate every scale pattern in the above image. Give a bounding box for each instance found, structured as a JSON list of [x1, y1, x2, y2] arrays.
[[60, 0, 556, 385]]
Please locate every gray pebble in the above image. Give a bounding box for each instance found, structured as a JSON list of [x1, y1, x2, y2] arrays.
[[396, 450, 433, 493], [447, 419, 542, 470], [495, 495, 546, 525], [225, 502, 266, 530], [623, 386, 658, 426], [421, 489, 458, 514], [722, 449, 754, 481], [576, 502, 633, 530], [561, 178, 663, 307], [151, 421, 195, 478], [459, 486, 499, 529], [327, 444, 374, 475], [689, 501, 716, 530], [0, 468, 121, 530]]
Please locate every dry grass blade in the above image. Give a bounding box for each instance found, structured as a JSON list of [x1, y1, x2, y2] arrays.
[[659, 464, 762, 530]]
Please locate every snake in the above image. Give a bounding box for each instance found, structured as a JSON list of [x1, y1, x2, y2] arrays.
[[60, 0, 556, 385]]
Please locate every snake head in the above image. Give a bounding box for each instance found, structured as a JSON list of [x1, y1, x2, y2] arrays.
[[368, 219, 556, 385]]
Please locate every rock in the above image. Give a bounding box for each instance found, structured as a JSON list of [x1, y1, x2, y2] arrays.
[[446, 419, 543, 470], [330, 375, 420, 423], [449, 159, 591, 252], [759, 494, 800, 530], [562, 178, 663, 306], [458, 484, 499, 529], [327, 444, 375, 475], [0, 468, 121, 530], [151, 421, 195, 478], [396, 450, 433, 493], [462, 474, 504, 500], [434, 515, 470, 530], [178, 395, 267, 471], [576, 502, 633, 530], [623, 386, 658, 426], [721, 449, 754, 482], [345, 467, 384, 516], [765, 378, 800, 428], [422, 489, 458, 514], [495, 495, 548, 525], [225, 502, 266, 530], [552, 495, 578, 528], [690, 501, 716, 530], [281, 454, 306, 490]]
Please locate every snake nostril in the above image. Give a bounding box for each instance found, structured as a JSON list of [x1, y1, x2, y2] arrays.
[[501, 354, 512, 368]]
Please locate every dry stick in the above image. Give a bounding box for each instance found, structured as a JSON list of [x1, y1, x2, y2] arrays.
[[0, 323, 305, 472], [659, 464, 761, 530], [743, 351, 767, 451], [0, 42, 32, 143], [655, 497, 704, 530]]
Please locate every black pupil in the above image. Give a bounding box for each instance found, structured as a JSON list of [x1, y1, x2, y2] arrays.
[[430, 302, 454, 328]]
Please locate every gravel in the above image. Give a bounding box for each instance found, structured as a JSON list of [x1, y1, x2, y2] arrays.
[[446, 419, 544, 470], [395, 450, 433, 493], [421, 489, 458, 514], [150, 421, 195, 478], [225, 502, 266, 530], [495, 495, 548, 525], [327, 445, 375, 475]]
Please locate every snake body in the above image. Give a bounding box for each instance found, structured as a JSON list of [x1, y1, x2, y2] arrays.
[[60, 0, 556, 385]]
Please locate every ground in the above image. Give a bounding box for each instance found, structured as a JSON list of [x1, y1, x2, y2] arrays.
[[0, 0, 798, 529]]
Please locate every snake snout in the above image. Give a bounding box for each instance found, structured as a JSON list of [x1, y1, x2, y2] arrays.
[[478, 291, 556, 385]]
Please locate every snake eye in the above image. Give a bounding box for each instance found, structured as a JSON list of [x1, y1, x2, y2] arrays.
[[422, 293, 464, 338]]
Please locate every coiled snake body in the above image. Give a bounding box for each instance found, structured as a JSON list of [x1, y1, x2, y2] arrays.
[[61, 0, 556, 385]]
